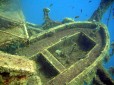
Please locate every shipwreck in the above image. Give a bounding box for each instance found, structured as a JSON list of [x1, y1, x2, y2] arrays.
[[0, 0, 114, 85]]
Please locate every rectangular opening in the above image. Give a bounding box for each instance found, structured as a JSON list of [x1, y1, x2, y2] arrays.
[[34, 53, 59, 83], [77, 32, 96, 51], [48, 32, 96, 68]]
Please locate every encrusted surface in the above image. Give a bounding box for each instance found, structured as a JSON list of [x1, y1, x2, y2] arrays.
[[0, 51, 36, 75], [0, 21, 110, 85]]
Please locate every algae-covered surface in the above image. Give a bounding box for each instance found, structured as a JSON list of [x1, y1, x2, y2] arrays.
[[5, 22, 108, 84], [0, 20, 110, 85], [0, 0, 114, 85]]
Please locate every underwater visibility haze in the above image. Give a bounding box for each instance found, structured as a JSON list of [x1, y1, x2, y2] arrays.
[[0, 0, 114, 85]]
